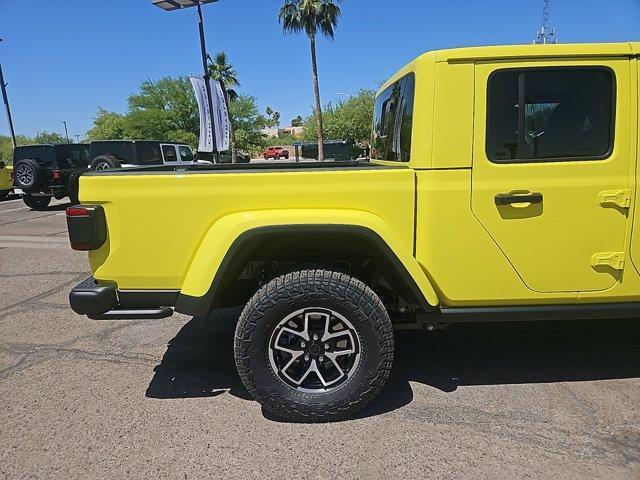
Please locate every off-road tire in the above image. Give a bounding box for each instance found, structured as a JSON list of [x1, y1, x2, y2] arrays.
[[23, 194, 51, 210], [14, 159, 44, 192], [90, 155, 121, 171], [234, 269, 394, 422]]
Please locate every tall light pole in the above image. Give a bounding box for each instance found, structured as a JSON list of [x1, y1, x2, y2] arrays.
[[152, 0, 219, 155], [0, 39, 17, 148], [62, 121, 70, 143]]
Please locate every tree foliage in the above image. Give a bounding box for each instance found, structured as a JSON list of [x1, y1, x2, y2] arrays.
[[229, 95, 268, 153], [302, 89, 374, 146], [279, 0, 343, 161], [85, 76, 266, 154]]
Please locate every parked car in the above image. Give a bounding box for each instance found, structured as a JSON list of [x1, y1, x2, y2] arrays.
[[0, 161, 13, 200], [68, 42, 640, 421], [88, 140, 198, 170], [13, 144, 89, 209], [263, 146, 289, 160]]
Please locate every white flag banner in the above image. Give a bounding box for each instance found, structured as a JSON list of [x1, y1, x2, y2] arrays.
[[189, 76, 230, 153], [190, 76, 214, 153], [210, 79, 231, 152]]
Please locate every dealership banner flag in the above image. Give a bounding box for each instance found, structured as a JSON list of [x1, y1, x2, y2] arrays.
[[190, 76, 230, 153]]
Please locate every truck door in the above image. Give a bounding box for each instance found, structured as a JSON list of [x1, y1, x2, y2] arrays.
[[471, 59, 633, 293]]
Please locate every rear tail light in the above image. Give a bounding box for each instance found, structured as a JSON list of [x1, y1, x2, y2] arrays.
[[52, 169, 62, 180], [66, 205, 107, 251], [66, 206, 90, 217]]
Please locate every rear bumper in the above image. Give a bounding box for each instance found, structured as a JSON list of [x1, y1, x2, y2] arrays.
[[69, 277, 179, 319]]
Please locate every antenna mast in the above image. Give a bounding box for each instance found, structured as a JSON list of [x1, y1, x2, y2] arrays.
[[534, 0, 557, 44]]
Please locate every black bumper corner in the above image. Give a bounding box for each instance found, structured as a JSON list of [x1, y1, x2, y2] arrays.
[[69, 277, 118, 315], [69, 277, 179, 319]]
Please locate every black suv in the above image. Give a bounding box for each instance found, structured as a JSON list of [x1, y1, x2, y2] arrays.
[[13, 144, 90, 209], [88, 140, 197, 169]]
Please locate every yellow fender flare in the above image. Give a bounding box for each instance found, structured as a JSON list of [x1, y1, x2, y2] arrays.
[[176, 209, 439, 315]]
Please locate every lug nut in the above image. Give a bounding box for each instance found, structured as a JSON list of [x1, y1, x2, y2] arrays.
[[300, 341, 306, 348], [319, 355, 325, 362], [304, 354, 310, 361], [324, 343, 329, 350], [312, 334, 319, 341]]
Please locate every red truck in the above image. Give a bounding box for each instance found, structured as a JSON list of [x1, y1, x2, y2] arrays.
[[263, 146, 289, 160]]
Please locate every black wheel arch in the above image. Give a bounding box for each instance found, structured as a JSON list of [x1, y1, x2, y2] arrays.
[[175, 225, 435, 317]]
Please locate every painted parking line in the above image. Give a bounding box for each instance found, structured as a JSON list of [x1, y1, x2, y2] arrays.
[[0, 206, 29, 213], [0, 235, 70, 243]]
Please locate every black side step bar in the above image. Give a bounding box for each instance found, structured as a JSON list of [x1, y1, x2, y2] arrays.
[[88, 307, 174, 321], [414, 302, 640, 327]]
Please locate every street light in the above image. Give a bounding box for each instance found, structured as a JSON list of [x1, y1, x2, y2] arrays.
[[0, 38, 17, 148], [62, 121, 69, 143], [152, 0, 220, 154]]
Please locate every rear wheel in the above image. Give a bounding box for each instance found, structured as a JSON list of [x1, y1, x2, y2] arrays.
[[23, 194, 51, 210], [234, 270, 394, 422]]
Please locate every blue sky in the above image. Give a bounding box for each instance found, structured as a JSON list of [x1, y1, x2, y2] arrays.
[[0, 0, 639, 139]]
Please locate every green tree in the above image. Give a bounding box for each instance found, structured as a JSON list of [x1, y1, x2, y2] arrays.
[[86, 109, 128, 141], [86, 77, 200, 149], [302, 89, 374, 150], [208, 52, 240, 162], [33, 131, 70, 144], [265, 106, 281, 128], [228, 95, 268, 155], [0, 135, 31, 164], [291, 115, 304, 127], [279, 0, 342, 161], [129, 77, 199, 135]]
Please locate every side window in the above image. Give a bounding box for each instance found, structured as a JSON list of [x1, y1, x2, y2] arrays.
[[486, 68, 615, 163], [179, 146, 194, 162], [137, 143, 162, 165], [161, 145, 178, 163], [372, 73, 415, 162]]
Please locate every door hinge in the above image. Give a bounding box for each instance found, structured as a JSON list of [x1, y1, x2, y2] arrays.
[[591, 251, 626, 270], [598, 189, 631, 209]]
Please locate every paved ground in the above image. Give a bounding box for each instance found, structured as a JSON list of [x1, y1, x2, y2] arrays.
[[1, 194, 639, 479]]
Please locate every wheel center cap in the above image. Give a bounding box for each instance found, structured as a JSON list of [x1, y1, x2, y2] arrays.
[[308, 343, 321, 356]]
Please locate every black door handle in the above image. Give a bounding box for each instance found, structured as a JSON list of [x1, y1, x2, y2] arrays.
[[495, 192, 543, 205]]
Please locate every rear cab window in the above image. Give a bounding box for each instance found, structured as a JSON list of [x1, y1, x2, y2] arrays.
[[178, 146, 194, 163], [161, 145, 178, 163], [372, 73, 416, 162], [486, 67, 615, 163]]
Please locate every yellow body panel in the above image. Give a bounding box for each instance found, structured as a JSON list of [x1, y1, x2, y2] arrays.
[[82, 167, 423, 288], [0, 165, 12, 191], [415, 170, 576, 306], [81, 42, 640, 310]]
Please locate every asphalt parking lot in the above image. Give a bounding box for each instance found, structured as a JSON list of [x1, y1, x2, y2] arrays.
[[1, 194, 639, 479]]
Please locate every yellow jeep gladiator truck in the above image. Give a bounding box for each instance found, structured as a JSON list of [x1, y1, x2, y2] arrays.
[[67, 42, 640, 421]]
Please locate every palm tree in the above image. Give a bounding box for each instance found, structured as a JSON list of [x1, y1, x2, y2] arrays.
[[207, 52, 240, 163], [279, 0, 341, 162]]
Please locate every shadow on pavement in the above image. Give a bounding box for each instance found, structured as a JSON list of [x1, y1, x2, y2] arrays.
[[0, 193, 20, 203], [146, 308, 252, 401], [147, 311, 640, 419]]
